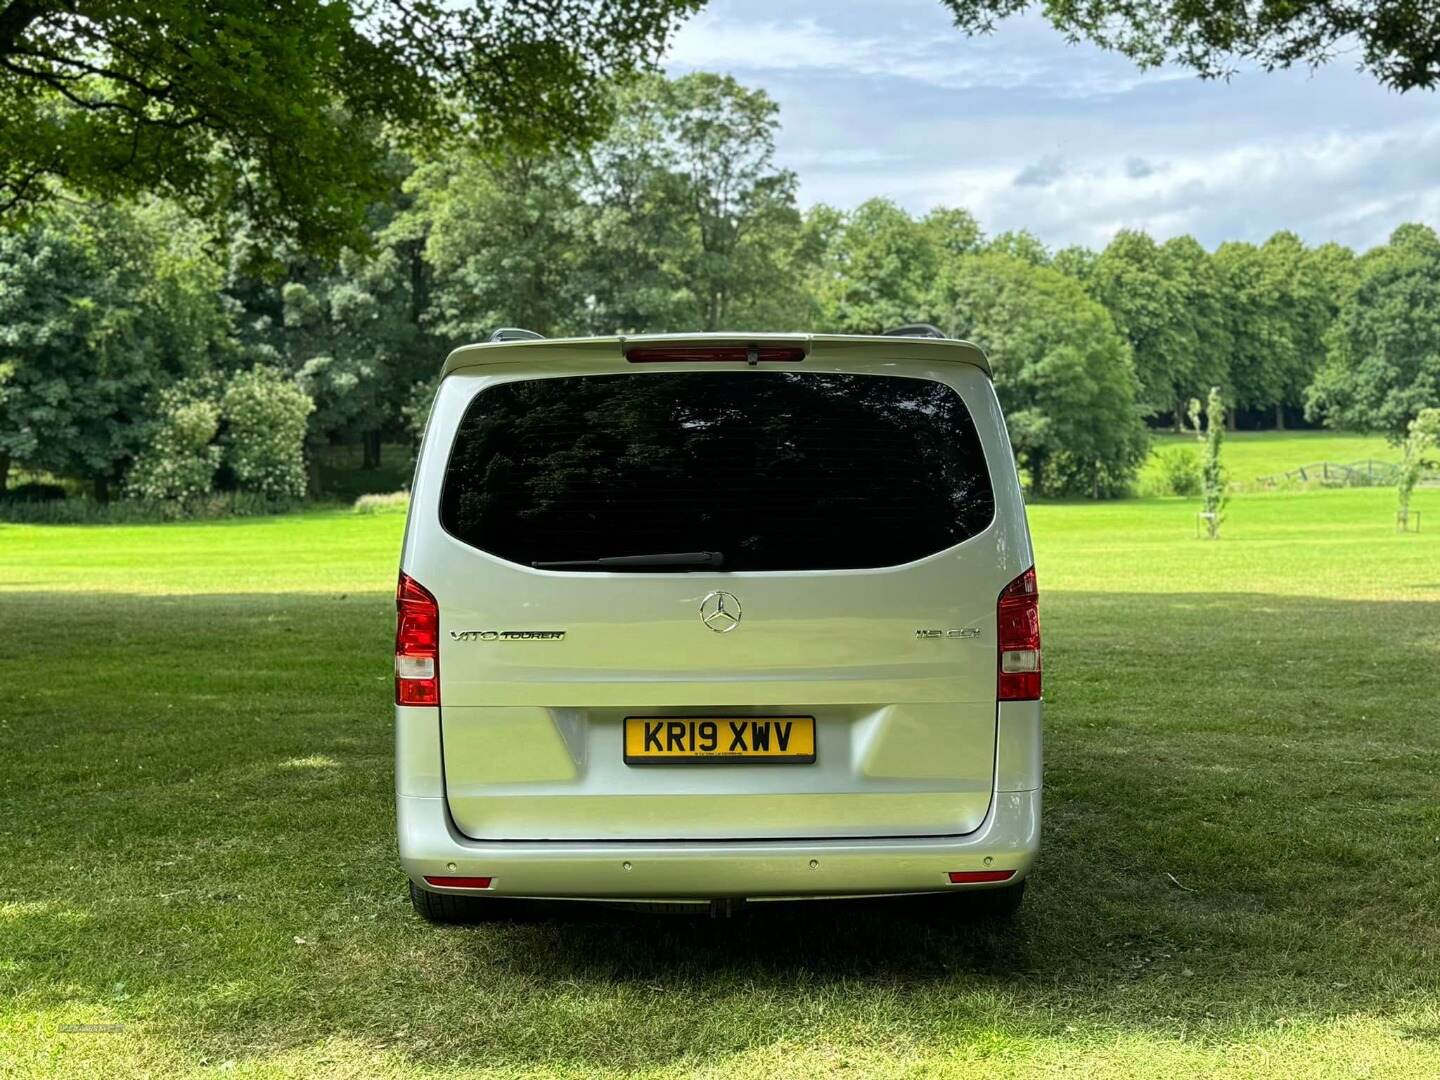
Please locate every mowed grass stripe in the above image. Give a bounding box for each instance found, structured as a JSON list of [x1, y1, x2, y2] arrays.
[[0, 510, 406, 595], [1, 487, 1438, 1077]]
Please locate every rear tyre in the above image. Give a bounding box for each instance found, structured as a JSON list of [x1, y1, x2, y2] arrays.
[[408, 880, 510, 924], [966, 879, 1026, 921]]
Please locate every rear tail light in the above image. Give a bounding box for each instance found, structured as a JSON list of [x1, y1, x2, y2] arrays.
[[625, 345, 805, 364], [948, 869, 1016, 884], [395, 572, 439, 706], [997, 566, 1040, 701]]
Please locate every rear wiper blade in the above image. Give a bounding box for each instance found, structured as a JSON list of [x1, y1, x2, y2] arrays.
[[532, 551, 725, 570]]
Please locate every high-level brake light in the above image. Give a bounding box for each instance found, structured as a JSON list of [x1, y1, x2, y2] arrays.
[[997, 566, 1040, 701], [395, 572, 439, 706], [625, 345, 806, 364]]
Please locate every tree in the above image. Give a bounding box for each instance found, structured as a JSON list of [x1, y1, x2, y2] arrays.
[[1212, 242, 1268, 423], [0, 0, 703, 255], [1268, 232, 1336, 428], [1307, 241, 1361, 322], [1159, 234, 1231, 421], [920, 206, 985, 261], [1051, 244, 1097, 283], [1213, 235, 1330, 426], [937, 0, 1440, 91], [795, 204, 847, 330], [934, 252, 1150, 497], [984, 229, 1050, 266], [1089, 230, 1192, 423], [810, 199, 943, 334], [221, 149, 441, 489], [1085, 231, 1230, 430], [401, 375, 440, 472], [281, 239, 437, 474], [1302, 240, 1361, 418], [0, 200, 231, 497], [417, 151, 587, 340], [1306, 223, 1440, 440], [579, 73, 809, 333]]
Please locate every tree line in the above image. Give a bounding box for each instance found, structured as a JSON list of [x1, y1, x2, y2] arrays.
[[1, 72, 1436, 504], [4, 0, 1434, 262]]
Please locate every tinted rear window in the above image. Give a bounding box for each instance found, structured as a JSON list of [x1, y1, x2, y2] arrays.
[[439, 371, 994, 571]]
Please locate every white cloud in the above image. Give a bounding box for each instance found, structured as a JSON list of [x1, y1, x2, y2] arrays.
[[858, 120, 1440, 249], [665, 15, 873, 71], [666, 9, 1188, 98], [665, 0, 1440, 250]]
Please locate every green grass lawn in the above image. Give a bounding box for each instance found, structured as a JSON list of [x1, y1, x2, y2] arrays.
[[1140, 430, 1398, 489], [2, 487, 1439, 1078]]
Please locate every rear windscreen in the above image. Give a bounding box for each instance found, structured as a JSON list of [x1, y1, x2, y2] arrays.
[[439, 371, 994, 572]]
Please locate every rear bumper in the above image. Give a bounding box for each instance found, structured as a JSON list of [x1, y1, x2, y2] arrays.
[[397, 787, 1040, 901]]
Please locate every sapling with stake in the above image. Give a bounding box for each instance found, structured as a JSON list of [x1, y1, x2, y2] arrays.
[[1397, 408, 1440, 531], [1197, 387, 1226, 540]]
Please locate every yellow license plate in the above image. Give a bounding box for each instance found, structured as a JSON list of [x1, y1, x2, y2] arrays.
[[624, 717, 815, 764]]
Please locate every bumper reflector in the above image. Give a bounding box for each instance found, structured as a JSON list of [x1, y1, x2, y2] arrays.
[[947, 869, 1016, 884], [423, 875, 493, 889]]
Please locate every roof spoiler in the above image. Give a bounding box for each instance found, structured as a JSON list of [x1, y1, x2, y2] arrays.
[[443, 333, 992, 379]]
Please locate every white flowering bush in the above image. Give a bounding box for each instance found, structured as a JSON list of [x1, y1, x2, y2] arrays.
[[125, 386, 223, 500], [222, 367, 314, 498], [353, 490, 410, 514]]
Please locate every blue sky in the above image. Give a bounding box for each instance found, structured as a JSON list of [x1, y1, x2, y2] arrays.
[[664, 0, 1440, 251]]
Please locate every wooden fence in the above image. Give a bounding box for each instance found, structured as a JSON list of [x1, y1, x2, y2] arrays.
[[1252, 459, 1437, 488]]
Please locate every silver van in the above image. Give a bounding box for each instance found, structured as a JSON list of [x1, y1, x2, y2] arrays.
[[395, 332, 1041, 920]]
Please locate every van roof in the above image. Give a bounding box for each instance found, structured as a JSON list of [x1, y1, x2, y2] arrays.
[[441, 332, 992, 379]]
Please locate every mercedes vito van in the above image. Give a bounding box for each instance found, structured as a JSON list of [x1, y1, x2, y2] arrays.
[[395, 331, 1041, 921]]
